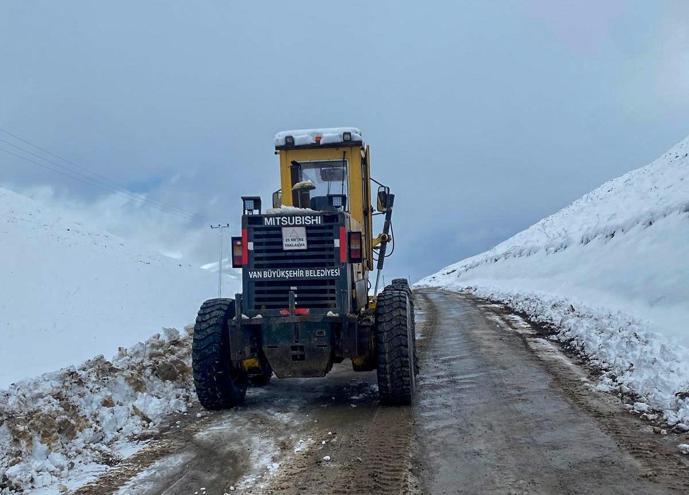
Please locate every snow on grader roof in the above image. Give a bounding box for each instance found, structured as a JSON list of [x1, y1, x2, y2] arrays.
[[274, 127, 363, 148]]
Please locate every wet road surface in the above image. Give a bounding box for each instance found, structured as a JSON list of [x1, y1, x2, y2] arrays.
[[79, 288, 689, 494], [412, 289, 689, 494]]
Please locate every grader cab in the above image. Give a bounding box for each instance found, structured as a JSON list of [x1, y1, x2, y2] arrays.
[[192, 127, 416, 408]]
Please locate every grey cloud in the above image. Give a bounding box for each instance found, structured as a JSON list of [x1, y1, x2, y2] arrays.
[[1, 0, 688, 281]]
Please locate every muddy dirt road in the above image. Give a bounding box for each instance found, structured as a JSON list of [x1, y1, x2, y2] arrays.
[[78, 289, 689, 494]]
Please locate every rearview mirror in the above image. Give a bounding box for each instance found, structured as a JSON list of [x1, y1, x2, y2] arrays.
[[272, 189, 282, 209], [377, 186, 391, 212]]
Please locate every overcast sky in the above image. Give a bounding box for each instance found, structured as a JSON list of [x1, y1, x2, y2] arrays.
[[1, 1, 688, 281]]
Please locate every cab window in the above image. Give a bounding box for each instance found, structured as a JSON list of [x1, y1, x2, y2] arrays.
[[293, 160, 348, 210]]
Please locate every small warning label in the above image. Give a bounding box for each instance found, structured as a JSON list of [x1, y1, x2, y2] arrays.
[[282, 226, 307, 250]]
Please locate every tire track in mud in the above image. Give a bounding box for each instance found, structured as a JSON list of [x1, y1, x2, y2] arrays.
[[73, 404, 296, 495], [73, 406, 249, 495], [257, 294, 446, 494], [329, 406, 413, 494], [264, 405, 413, 495], [262, 370, 419, 492]]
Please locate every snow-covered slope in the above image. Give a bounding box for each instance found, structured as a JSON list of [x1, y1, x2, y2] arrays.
[[0, 186, 233, 388], [419, 135, 689, 425]]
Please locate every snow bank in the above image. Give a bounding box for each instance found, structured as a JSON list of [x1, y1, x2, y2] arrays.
[[419, 134, 689, 424], [0, 186, 233, 388], [0, 328, 194, 494]]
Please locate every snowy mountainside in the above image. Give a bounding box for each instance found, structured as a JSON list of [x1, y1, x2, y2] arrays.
[[419, 135, 689, 426], [442, 135, 689, 280], [0, 186, 236, 388]]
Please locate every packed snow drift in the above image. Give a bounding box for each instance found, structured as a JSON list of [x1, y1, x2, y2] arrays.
[[419, 135, 689, 426], [0, 186, 235, 388], [0, 328, 193, 494]]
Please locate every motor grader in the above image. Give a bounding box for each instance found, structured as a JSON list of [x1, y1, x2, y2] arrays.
[[192, 127, 416, 408]]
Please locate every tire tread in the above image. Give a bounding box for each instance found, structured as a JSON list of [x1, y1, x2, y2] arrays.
[[192, 298, 247, 410], [375, 288, 416, 405]]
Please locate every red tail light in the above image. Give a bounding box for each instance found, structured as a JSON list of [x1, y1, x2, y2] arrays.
[[349, 231, 363, 263], [339, 226, 347, 263], [231, 236, 243, 268], [279, 308, 311, 316]]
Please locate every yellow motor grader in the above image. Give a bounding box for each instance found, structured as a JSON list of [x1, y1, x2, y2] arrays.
[[192, 127, 416, 408]]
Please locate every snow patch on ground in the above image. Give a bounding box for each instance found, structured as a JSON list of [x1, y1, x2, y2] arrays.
[[418, 134, 689, 425], [0, 328, 194, 494], [236, 434, 282, 491], [292, 438, 312, 454], [112, 452, 192, 495]]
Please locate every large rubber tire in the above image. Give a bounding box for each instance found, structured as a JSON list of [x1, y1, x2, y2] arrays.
[[391, 278, 413, 301], [192, 298, 247, 410], [388, 279, 419, 376], [375, 289, 416, 405]]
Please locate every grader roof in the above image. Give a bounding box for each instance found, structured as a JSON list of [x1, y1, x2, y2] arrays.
[[274, 127, 363, 149]]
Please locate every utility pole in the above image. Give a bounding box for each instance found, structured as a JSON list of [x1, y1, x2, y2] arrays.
[[210, 224, 230, 298]]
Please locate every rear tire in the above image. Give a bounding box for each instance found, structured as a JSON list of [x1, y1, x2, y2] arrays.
[[391, 278, 413, 301], [375, 288, 416, 405], [388, 279, 419, 376], [192, 298, 247, 410]]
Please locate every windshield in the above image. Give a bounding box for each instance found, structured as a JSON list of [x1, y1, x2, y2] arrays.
[[296, 159, 348, 205]]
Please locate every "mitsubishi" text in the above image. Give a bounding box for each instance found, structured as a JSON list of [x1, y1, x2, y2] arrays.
[[263, 215, 322, 226]]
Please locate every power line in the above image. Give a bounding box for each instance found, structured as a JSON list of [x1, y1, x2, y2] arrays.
[[0, 136, 135, 197], [0, 139, 128, 196], [0, 127, 197, 221], [0, 127, 154, 194], [0, 144, 195, 222], [0, 130, 196, 220], [0, 147, 119, 193], [3, 137, 196, 220]]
